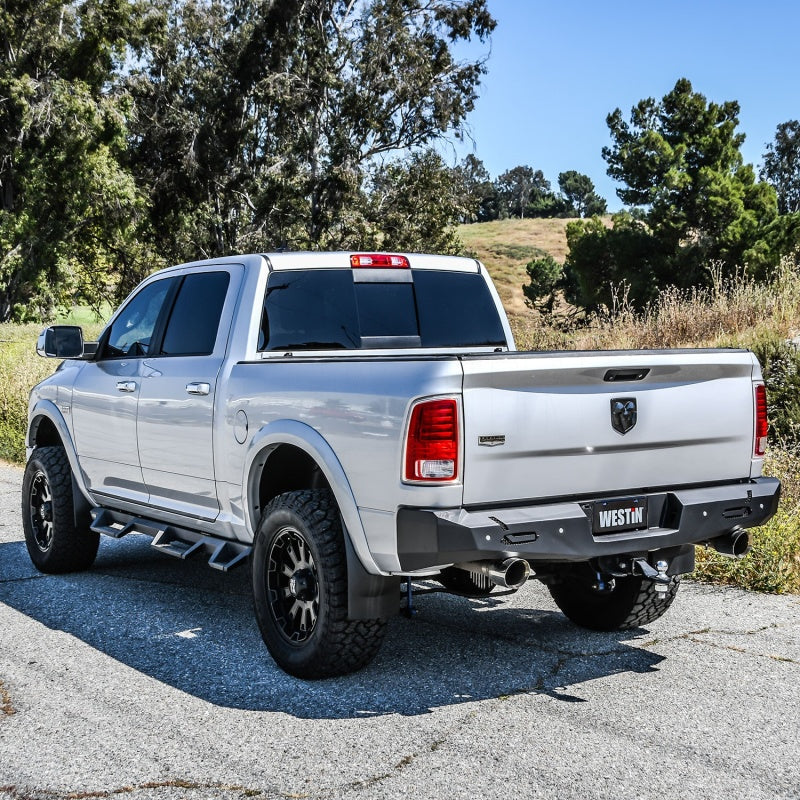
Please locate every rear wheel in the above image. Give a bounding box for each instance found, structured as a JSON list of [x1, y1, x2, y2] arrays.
[[547, 562, 680, 631], [252, 489, 386, 678], [22, 446, 99, 574]]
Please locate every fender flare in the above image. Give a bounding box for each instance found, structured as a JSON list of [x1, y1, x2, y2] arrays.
[[243, 420, 399, 619], [243, 419, 385, 577], [27, 399, 93, 525]]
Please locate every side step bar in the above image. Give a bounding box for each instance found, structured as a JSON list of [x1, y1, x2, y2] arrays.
[[89, 508, 251, 572]]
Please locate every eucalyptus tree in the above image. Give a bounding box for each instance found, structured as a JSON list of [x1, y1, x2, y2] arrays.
[[127, 0, 495, 259]]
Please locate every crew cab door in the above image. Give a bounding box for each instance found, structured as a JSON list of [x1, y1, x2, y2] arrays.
[[136, 267, 239, 520], [72, 276, 177, 504]]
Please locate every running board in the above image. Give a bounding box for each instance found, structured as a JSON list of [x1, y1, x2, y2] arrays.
[[89, 508, 251, 572]]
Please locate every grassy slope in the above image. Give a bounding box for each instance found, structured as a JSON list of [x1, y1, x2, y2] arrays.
[[458, 217, 574, 316]]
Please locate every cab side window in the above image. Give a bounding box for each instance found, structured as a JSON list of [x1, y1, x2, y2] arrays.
[[161, 272, 230, 356], [103, 279, 174, 358]]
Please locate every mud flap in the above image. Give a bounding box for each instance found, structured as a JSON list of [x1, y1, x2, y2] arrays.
[[72, 474, 92, 531], [343, 533, 400, 620]]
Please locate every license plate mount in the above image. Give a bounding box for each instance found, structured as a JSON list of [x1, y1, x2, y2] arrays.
[[592, 497, 648, 535]]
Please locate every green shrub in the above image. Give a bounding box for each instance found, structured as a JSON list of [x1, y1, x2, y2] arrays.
[[0, 325, 54, 462], [694, 449, 800, 593], [750, 336, 800, 450], [522, 254, 564, 314]]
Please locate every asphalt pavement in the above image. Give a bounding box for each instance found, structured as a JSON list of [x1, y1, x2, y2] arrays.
[[1, 461, 799, 800]]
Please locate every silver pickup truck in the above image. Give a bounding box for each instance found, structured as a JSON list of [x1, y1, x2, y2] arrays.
[[24, 251, 780, 678]]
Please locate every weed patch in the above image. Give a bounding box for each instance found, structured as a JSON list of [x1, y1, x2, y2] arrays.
[[0, 321, 104, 463], [693, 449, 800, 593], [0, 325, 55, 463]]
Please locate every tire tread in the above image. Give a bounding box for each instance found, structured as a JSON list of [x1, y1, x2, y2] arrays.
[[547, 562, 680, 632], [253, 490, 386, 678], [618, 575, 680, 629], [22, 446, 99, 574]]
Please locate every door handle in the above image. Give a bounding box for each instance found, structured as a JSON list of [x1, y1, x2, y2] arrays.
[[186, 382, 211, 396], [116, 381, 137, 393]]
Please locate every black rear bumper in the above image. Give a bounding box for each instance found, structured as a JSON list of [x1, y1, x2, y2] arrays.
[[396, 477, 781, 572]]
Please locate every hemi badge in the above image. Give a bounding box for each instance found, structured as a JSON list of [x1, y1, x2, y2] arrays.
[[479, 435, 506, 447]]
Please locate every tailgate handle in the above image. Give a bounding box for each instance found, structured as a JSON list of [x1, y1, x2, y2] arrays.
[[604, 368, 650, 382]]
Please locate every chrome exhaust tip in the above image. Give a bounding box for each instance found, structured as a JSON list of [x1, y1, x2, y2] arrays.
[[454, 558, 531, 590]]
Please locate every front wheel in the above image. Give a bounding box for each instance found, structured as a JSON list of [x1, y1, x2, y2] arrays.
[[22, 446, 99, 574], [252, 490, 386, 678], [547, 562, 680, 631]]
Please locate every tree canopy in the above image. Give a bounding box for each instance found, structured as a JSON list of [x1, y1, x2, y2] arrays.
[[557, 171, 606, 217], [127, 0, 495, 258], [565, 78, 793, 310], [495, 165, 554, 218], [0, 0, 495, 320], [455, 159, 605, 222], [0, 0, 151, 320], [762, 120, 800, 215]]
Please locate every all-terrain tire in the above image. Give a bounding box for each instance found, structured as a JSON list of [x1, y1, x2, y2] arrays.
[[21, 446, 99, 574], [436, 566, 496, 597], [252, 489, 387, 679], [547, 562, 680, 631]]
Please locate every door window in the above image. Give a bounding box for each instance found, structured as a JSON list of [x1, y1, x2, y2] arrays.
[[103, 278, 174, 358]]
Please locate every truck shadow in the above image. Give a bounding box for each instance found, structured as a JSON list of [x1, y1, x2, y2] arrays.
[[0, 537, 665, 719]]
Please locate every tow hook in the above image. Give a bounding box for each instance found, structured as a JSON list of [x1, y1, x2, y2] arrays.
[[632, 557, 671, 593]]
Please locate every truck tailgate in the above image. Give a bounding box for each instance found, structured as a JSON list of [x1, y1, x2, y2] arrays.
[[460, 350, 758, 507]]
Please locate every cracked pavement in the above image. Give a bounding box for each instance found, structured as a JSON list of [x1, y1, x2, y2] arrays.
[[1, 462, 799, 800]]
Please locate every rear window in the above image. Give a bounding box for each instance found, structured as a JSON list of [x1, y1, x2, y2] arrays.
[[355, 282, 418, 338], [259, 269, 506, 350], [413, 271, 507, 348]]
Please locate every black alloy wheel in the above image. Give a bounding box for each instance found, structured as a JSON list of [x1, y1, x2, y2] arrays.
[[21, 446, 99, 573], [252, 489, 388, 679], [266, 525, 321, 643], [28, 468, 55, 553]]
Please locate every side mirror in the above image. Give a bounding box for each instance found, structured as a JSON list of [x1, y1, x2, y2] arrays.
[[36, 325, 85, 359]]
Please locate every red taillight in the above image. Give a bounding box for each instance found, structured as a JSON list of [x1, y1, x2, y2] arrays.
[[754, 383, 768, 456], [350, 253, 410, 269], [404, 399, 459, 482]]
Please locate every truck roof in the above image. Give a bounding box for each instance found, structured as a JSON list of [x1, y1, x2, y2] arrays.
[[263, 251, 482, 273], [159, 251, 483, 275]]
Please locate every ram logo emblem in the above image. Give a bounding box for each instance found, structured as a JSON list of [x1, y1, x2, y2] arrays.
[[611, 398, 637, 434]]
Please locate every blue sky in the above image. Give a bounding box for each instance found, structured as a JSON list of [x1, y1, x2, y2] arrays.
[[453, 0, 800, 211]]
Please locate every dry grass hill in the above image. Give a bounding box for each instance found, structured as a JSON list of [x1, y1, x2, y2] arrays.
[[457, 217, 573, 317]]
